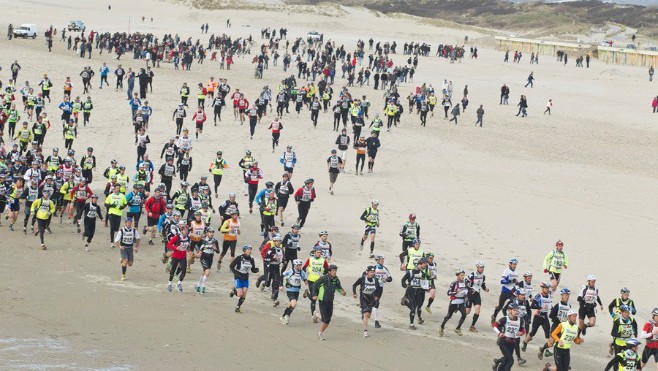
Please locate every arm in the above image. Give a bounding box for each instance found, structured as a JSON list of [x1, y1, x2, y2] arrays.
[[352, 276, 363, 295]]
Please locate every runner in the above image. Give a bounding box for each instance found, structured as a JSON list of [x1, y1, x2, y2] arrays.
[[166, 221, 190, 292], [194, 227, 219, 294], [605, 338, 641, 371], [359, 200, 379, 258], [294, 178, 316, 228], [610, 305, 638, 355], [114, 216, 140, 281], [81, 194, 103, 251], [280, 224, 301, 272], [244, 161, 263, 214], [609, 287, 638, 355], [311, 264, 346, 340], [543, 309, 582, 371], [238, 150, 255, 196], [263, 234, 284, 306], [208, 151, 227, 196], [191, 106, 206, 140], [521, 282, 553, 357], [543, 240, 568, 292], [335, 128, 350, 172], [304, 247, 329, 323], [188, 210, 207, 273], [105, 183, 127, 248], [365, 131, 381, 173], [401, 258, 428, 329], [275, 173, 294, 226], [280, 259, 308, 325], [491, 258, 520, 324], [268, 117, 283, 152], [229, 244, 259, 313], [423, 252, 438, 313], [218, 209, 240, 270], [279, 145, 296, 178], [492, 303, 526, 371], [326, 149, 342, 195], [354, 136, 367, 175], [439, 268, 469, 336], [372, 255, 393, 328], [639, 307, 658, 368], [538, 288, 572, 360], [577, 274, 604, 336], [466, 260, 489, 332], [143, 188, 166, 245], [353, 265, 382, 337], [30, 189, 55, 250], [399, 213, 420, 252]]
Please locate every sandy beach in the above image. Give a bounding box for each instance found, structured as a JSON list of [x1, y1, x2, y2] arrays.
[[1, 0, 657, 369]]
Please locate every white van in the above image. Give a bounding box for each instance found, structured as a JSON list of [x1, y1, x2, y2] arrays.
[[14, 24, 38, 38]]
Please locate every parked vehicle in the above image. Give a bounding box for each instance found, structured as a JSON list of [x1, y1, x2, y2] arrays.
[[68, 20, 85, 32], [13, 24, 38, 38]]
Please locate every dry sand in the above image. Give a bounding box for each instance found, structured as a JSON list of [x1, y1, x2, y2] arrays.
[[1, 0, 657, 369]]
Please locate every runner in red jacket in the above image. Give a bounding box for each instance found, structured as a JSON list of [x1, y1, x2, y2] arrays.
[[294, 178, 316, 228], [144, 188, 167, 245], [192, 106, 206, 140]]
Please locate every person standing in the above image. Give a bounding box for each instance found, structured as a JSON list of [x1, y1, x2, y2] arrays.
[[312, 264, 346, 340], [114, 216, 140, 281], [649, 65, 654, 82], [326, 149, 342, 195]]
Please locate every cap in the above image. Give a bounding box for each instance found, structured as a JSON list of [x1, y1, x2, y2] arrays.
[[620, 287, 630, 294], [455, 268, 465, 276], [125, 216, 134, 222], [560, 288, 571, 295], [523, 271, 533, 277], [625, 338, 640, 347], [318, 230, 328, 236], [567, 309, 578, 316], [374, 254, 385, 260], [178, 220, 188, 227], [291, 224, 300, 230], [507, 303, 519, 310], [409, 213, 416, 219], [366, 265, 375, 272], [587, 274, 597, 281], [242, 244, 252, 251], [206, 227, 215, 233], [475, 260, 485, 268], [540, 282, 550, 289], [293, 259, 303, 265], [91, 194, 99, 199], [371, 199, 379, 205], [265, 181, 274, 187], [328, 264, 338, 271], [216, 150, 223, 155], [509, 258, 519, 264], [516, 288, 526, 296], [272, 234, 282, 241]]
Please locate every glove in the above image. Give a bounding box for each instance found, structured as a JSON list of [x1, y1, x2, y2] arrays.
[[401, 282, 407, 289], [544, 269, 548, 273], [253, 268, 259, 273], [297, 247, 301, 251]]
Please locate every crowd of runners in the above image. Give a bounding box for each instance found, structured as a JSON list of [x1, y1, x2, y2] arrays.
[[1, 21, 657, 371]]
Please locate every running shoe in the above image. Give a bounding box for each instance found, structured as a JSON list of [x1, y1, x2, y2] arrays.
[[517, 358, 526, 366], [273, 300, 279, 307], [374, 321, 381, 328], [282, 315, 289, 325], [317, 332, 324, 340], [121, 274, 126, 281], [235, 307, 241, 313], [418, 318, 424, 325], [439, 327, 444, 336], [409, 323, 416, 330], [167, 282, 172, 292], [363, 330, 369, 338], [470, 326, 478, 333], [538, 348, 544, 360], [177, 282, 183, 292], [521, 341, 527, 352], [544, 349, 553, 357], [312, 313, 318, 323], [201, 287, 206, 294], [425, 306, 432, 314], [195, 286, 200, 293], [454, 328, 462, 336]]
